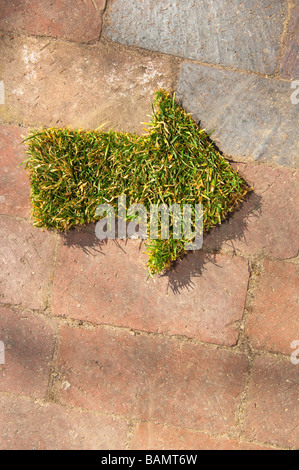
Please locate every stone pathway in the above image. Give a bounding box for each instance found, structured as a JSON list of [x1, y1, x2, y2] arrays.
[[0, 0, 298, 451]]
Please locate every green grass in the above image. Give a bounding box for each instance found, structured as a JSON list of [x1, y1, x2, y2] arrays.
[[24, 90, 250, 275]]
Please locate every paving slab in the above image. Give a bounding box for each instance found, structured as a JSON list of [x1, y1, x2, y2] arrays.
[[0, 394, 129, 450], [280, 4, 299, 80], [56, 326, 249, 435], [243, 356, 299, 448], [104, 0, 287, 74], [204, 163, 299, 259], [176, 63, 299, 167], [0, 35, 176, 133], [0, 217, 57, 310], [0, 307, 55, 398], [52, 234, 249, 346], [246, 260, 299, 355], [0, 125, 30, 218], [131, 422, 273, 450], [0, 0, 107, 44]]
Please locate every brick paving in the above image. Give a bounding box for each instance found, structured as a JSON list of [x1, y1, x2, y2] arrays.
[[56, 326, 249, 433], [204, 163, 299, 258], [0, 217, 57, 309], [104, 0, 287, 74], [0, 0, 107, 44], [280, 4, 299, 80], [0, 35, 177, 133], [0, 0, 298, 451], [246, 260, 299, 355], [0, 126, 30, 218], [177, 65, 298, 167], [130, 423, 273, 450], [0, 306, 55, 397], [243, 356, 299, 448]]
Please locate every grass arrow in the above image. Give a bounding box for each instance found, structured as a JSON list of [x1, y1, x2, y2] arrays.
[[24, 90, 251, 275]]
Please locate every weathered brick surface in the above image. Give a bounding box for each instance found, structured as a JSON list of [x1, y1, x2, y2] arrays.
[[177, 64, 298, 168], [0, 394, 128, 450], [0, 35, 176, 134], [56, 326, 249, 434], [105, 0, 287, 74], [52, 234, 249, 346], [205, 164, 299, 259], [130, 423, 273, 450], [0, 307, 55, 398], [280, 5, 299, 80], [0, 0, 106, 44], [0, 217, 57, 309], [0, 125, 30, 218], [243, 356, 299, 448], [246, 260, 299, 355]]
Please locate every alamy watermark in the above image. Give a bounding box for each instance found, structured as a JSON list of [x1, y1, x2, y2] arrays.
[[291, 340, 299, 365], [0, 341, 4, 365], [291, 80, 299, 105], [95, 196, 203, 251], [0, 81, 4, 105]]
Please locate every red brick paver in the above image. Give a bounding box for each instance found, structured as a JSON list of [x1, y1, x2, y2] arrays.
[[243, 356, 299, 448], [0, 125, 30, 218], [0, 307, 55, 398], [52, 235, 249, 346], [0, 217, 57, 309], [130, 423, 273, 450], [56, 326, 249, 435], [0, 394, 128, 450], [0, 0, 107, 44], [246, 260, 299, 355], [205, 164, 299, 260]]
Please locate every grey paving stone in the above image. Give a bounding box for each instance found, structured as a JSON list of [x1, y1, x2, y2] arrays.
[[176, 63, 299, 167], [104, 0, 287, 74], [280, 4, 299, 80]]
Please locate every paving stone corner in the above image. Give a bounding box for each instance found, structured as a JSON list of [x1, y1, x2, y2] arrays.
[[104, 0, 288, 75], [176, 63, 299, 168]]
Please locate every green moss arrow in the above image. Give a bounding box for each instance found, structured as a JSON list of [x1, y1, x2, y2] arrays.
[[24, 90, 250, 275]]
